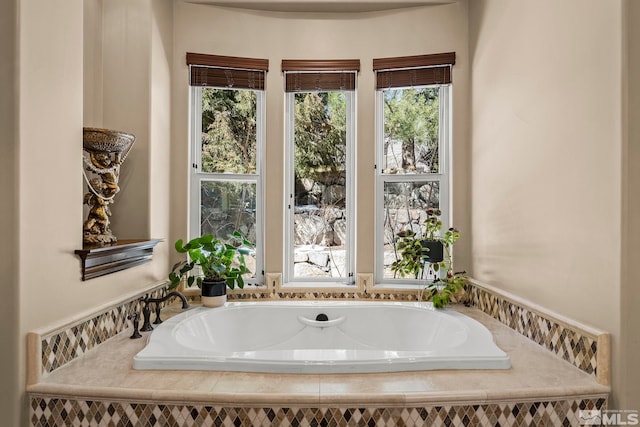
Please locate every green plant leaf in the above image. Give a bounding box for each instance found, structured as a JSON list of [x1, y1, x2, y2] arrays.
[[174, 239, 187, 253], [168, 232, 252, 291], [200, 234, 214, 244]]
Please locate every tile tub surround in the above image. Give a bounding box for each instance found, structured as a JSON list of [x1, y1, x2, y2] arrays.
[[28, 281, 610, 385], [466, 279, 610, 385], [27, 281, 610, 426], [28, 285, 167, 383], [30, 397, 607, 427], [27, 304, 608, 426]]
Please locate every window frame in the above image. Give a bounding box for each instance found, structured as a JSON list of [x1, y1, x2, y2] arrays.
[[188, 85, 265, 286], [374, 84, 452, 286], [283, 89, 356, 287]]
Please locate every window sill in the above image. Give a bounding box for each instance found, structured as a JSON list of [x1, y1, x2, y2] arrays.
[[281, 281, 358, 290], [374, 282, 430, 290]]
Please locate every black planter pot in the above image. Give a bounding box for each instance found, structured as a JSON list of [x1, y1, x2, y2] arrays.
[[421, 240, 444, 263], [202, 279, 227, 297], [201, 279, 227, 307]]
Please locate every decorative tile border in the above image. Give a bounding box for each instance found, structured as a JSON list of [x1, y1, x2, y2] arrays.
[[466, 282, 608, 383], [36, 286, 166, 376], [231, 290, 420, 300], [469, 285, 597, 371], [28, 281, 610, 427], [228, 286, 422, 301], [32, 279, 609, 387], [30, 396, 607, 427]]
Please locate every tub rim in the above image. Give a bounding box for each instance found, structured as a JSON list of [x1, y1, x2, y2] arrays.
[[133, 300, 511, 374]]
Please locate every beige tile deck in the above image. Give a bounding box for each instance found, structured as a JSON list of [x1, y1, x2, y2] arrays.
[[28, 304, 608, 406]]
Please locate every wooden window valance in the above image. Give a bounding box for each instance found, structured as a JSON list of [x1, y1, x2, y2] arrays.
[[373, 52, 455, 89], [282, 59, 360, 92], [187, 52, 269, 90]]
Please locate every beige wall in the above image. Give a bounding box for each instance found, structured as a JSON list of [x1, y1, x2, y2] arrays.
[[83, 0, 103, 125], [0, 0, 19, 424], [18, 0, 84, 407], [13, 0, 173, 425], [170, 2, 471, 276], [18, 0, 171, 336], [99, 0, 152, 238], [621, 0, 640, 409], [469, 0, 637, 408], [83, 0, 173, 252], [10, 0, 636, 424], [149, 0, 173, 243]]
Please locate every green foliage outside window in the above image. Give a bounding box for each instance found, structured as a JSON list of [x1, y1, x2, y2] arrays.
[[293, 92, 346, 185], [383, 87, 440, 173], [201, 88, 257, 174], [198, 88, 259, 275]]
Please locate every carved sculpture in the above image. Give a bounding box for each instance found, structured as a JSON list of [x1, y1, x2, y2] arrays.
[[82, 127, 135, 245]]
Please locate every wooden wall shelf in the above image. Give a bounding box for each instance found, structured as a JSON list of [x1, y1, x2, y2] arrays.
[[75, 239, 162, 280]]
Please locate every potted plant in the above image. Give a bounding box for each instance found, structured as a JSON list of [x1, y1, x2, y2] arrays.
[[390, 209, 466, 308], [422, 226, 466, 308], [423, 270, 467, 308], [420, 209, 445, 263], [391, 208, 445, 279], [168, 231, 252, 307]]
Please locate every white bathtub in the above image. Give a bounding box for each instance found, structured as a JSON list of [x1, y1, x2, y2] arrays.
[[133, 301, 510, 374]]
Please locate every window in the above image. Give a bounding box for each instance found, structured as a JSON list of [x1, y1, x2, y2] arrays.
[[187, 53, 268, 284], [283, 59, 360, 285], [374, 53, 455, 284]]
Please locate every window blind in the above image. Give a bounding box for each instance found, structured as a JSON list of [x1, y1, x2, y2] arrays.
[[373, 52, 455, 89], [186, 52, 269, 90], [282, 59, 360, 92]]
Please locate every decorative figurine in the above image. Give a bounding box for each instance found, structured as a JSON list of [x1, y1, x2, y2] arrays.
[[82, 127, 135, 245]]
